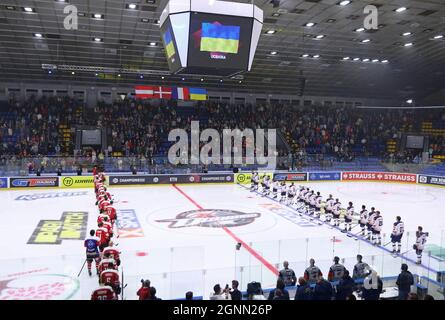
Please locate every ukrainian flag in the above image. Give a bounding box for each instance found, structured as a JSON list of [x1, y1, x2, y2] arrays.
[[164, 29, 175, 59], [200, 23, 240, 54], [189, 88, 208, 101]]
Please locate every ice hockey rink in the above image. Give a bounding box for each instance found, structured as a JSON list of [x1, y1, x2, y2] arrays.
[[1, 181, 444, 300]]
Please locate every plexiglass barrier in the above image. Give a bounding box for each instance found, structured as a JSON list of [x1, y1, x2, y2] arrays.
[[1, 230, 444, 300]]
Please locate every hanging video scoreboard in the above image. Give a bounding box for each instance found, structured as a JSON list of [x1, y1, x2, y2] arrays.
[[160, 0, 263, 77]]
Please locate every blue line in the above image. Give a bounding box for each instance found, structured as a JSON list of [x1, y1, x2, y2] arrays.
[[238, 184, 439, 274]]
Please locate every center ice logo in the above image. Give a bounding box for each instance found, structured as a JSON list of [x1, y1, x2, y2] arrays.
[[156, 209, 261, 228]]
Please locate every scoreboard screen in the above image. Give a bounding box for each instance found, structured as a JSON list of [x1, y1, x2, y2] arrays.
[[187, 13, 253, 70]]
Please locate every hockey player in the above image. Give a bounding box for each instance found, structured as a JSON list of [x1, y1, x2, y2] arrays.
[[372, 211, 383, 245], [96, 222, 110, 253], [359, 205, 368, 237], [102, 216, 113, 237], [414, 226, 428, 264], [314, 192, 322, 218], [324, 194, 335, 223], [250, 172, 259, 191], [84, 229, 101, 276], [287, 183, 296, 205], [100, 268, 121, 294], [279, 181, 287, 202], [343, 202, 354, 232], [367, 207, 377, 241], [352, 254, 370, 280], [272, 179, 280, 199], [105, 205, 117, 224], [309, 191, 318, 215], [262, 176, 271, 196], [391, 216, 404, 254], [328, 256, 346, 282], [91, 283, 117, 300], [332, 199, 341, 227], [304, 258, 323, 285], [103, 241, 121, 267], [98, 253, 117, 275]]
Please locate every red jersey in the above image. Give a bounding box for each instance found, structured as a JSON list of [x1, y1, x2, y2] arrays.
[[100, 269, 120, 287], [99, 200, 111, 211], [102, 221, 113, 235], [99, 258, 117, 274], [97, 214, 108, 225], [103, 247, 120, 261], [91, 286, 116, 300], [105, 206, 117, 222], [96, 227, 109, 245]]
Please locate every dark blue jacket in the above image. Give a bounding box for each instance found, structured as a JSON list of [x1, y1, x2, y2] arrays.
[[336, 276, 355, 300], [313, 280, 333, 300], [267, 288, 290, 300], [294, 284, 313, 301]]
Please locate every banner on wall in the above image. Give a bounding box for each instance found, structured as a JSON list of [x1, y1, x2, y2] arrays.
[[0, 177, 7, 189], [10, 177, 59, 188], [308, 172, 341, 181], [235, 172, 274, 184], [418, 175, 445, 187], [60, 176, 94, 188], [273, 173, 307, 182], [342, 172, 417, 183], [109, 174, 233, 186]]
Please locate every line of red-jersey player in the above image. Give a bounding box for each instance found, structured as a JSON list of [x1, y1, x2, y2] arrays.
[[85, 173, 122, 300]]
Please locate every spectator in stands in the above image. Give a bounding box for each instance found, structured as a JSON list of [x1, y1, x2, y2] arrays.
[[185, 291, 193, 300], [209, 284, 231, 300], [312, 277, 333, 300], [268, 279, 290, 300], [230, 280, 242, 301], [396, 263, 414, 300], [424, 294, 435, 301], [278, 261, 297, 287], [136, 280, 151, 300], [346, 293, 357, 300], [335, 270, 355, 300], [294, 277, 312, 301]]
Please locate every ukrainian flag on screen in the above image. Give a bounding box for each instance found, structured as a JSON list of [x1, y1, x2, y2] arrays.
[[164, 30, 175, 59], [200, 23, 240, 54], [189, 88, 208, 101]]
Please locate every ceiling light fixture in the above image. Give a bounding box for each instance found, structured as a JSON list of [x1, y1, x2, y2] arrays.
[[315, 34, 325, 39], [404, 42, 413, 47], [361, 39, 371, 43], [338, 1, 351, 6], [266, 30, 277, 34], [305, 22, 316, 27], [355, 27, 365, 32], [395, 7, 407, 13], [402, 32, 412, 36], [433, 35, 443, 39]]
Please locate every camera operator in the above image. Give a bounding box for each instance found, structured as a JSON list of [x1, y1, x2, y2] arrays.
[[137, 279, 151, 300]]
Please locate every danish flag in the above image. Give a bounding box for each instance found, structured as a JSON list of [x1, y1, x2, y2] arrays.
[[154, 86, 172, 100]]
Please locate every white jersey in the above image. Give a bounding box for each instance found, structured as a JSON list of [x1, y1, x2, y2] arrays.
[[280, 184, 288, 194], [252, 174, 259, 183], [264, 178, 271, 188], [372, 215, 383, 232], [315, 196, 322, 208], [298, 188, 307, 199], [368, 211, 377, 225], [309, 193, 317, 206], [346, 206, 354, 219], [326, 198, 335, 211], [416, 232, 428, 250], [392, 221, 404, 236], [288, 185, 296, 196], [333, 202, 341, 215], [360, 209, 368, 224], [273, 181, 280, 191]]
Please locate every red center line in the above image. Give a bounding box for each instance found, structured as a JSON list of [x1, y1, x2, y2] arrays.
[[172, 184, 279, 276]]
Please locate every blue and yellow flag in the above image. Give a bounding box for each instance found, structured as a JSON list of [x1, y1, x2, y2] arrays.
[[189, 88, 208, 101], [164, 29, 175, 58], [200, 23, 240, 54]]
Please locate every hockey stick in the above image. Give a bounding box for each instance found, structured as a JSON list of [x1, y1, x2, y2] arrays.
[[77, 259, 87, 277]]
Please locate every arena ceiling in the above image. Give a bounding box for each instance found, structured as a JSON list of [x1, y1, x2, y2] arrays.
[[0, 0, 444, 100]]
